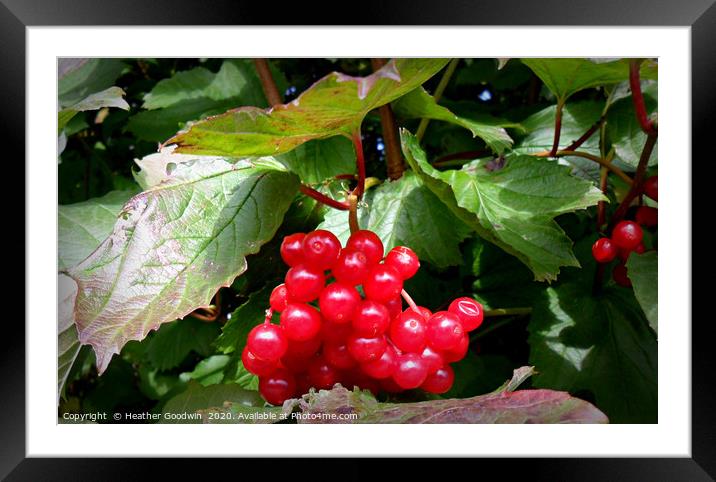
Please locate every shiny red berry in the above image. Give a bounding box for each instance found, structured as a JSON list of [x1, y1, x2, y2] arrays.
[[420, 345, 444, 373], [384, 246, 420, 280], [302, 229, 341, 270], [280, 303, 322, 341], [618, 242, 645, 262], [363, 265, 403, 303], [259, 368, 296, 405], [643, 175, 658, 201], [635, 206, 658, 227], [280, 233, 306, 267], [393, 352, 429, 390], [320, 320, 353, 343], [242, 348, 278, 376], [307, 357, 340, 390], [352, 300, 391, 337], [284, 264, 325, 302], [389, 310, 427, 353], [332, 249, 370, 286], [426, 311, 465, 351], [447, 297, 484, 332], [269, 283, 290, 312], [360, 344, 397, 379], [246, 323, 288, 362], [347, 334, 387, 363], [421, 365, 455, 394], [345, 230, 384, 265], [442, 334, 469, 362], [283, 336, 321, 359], [323, 342, 358, 370], [611, 221, 643, 251], [384, 297, 403, 319], [592, 238, 618, 264], [612, 262, 632, 287], [318, 282, 361, 323]]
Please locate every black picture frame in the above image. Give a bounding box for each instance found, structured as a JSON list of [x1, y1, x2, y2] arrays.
[[5, 0, 711, 479]]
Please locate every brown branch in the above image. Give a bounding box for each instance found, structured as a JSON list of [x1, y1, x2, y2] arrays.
[[371, 58, 405, 180], [253, 59, 282, 107]]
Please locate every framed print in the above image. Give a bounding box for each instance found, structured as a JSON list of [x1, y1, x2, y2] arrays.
[[5, 0, 713, 478]]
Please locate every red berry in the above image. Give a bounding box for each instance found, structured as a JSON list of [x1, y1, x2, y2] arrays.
[[280, 352, 313, 374], [280, 303, 322, 341], [591, 237, 618, 264], [443, 334, 469, 362], [393, 353, 428, 389], [611, 221, 643, 251], [421, 365, 455, 394], [269, 284, 290, 312], [426, 311, 464, 351], [242, 348, 278, 376], [447, 297, 484, 332], [280, 233, 306, 267], [284, 264, 325, 302], [360, 344, 397, 379], [613, 262, 632, 287], [420, 345, 444, 373], [323, 342, 358, 370], [346, 334, 387, 363], [384, 297, 403, 319], [635, 206, 658, 227], [320, 320, 353, 343], [284, 336, 321, 359], [389, 310, 427, 353], [246, 323, 288, 362], [307, 357, 340, 390], [618, 242, 645, 262], [294, 372, 312, 396], [364, 265, 403, 303], [344, 371, 380, 396], [643, 176, 657, 201], [352, 300, 391, 337], [259, 368, 296, 405], [384, 246, 420, 280], [302, 229, 341, 270], [318, 282, 361, 323], [332, 249, 370, 286], [380, 377, 405, 394], [346, 230, 384, 265]]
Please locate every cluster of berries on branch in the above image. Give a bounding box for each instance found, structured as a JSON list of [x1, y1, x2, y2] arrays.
[[591, 175, 657, 287], [243, 228, 485, 405]]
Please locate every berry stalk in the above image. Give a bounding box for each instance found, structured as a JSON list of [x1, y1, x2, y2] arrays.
[[299, 184, 350, 211], [629, 59, 656, 135]]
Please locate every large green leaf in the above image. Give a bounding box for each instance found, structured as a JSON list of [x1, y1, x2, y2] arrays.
[[146, 317, 221, 371], [392, 87, 517, 154], [528, 280, 657, 423], [318, 171, 472, 268], [216, 285, 272, 355], [626, 251, 658, 334], [277, 136, 356, 184], [58, 58, 127, 107], [58, 87, 130, 132], [58, 189, 137, 270], [521, 58, 657, 102], [607, 94, 658, 168], [66, 154, 299, 373], [180, 355, 230, 386], [162, 381, 267, 424], [166, 58, 449, 157], [402, 130, 605, 281]]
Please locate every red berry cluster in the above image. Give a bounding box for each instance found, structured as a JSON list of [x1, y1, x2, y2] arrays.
[[242, 229, 484, 405], [591, 175, 657, 287]]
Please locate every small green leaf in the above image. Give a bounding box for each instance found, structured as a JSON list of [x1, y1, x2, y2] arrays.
[[216, 285, 273, 355], [146, 317, 221, 371], [607, 94, 658, 168], [162, 381, 266, 424], [67, 154, 299, 374], [58, 87, 129, 132], [180, 355, 230, 386], [402, 130, 605, 281], [167, 58, 449, 157], [521, 58, 657, 102], [626, 251, 658, 333], [318, 171, 472, 268], [58, 58, 127, 107], [392, 87, 517, 153]]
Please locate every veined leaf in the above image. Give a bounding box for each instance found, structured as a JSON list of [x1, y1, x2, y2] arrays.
[[58, 87, 129, 132], [277, 136, 356, 184], [607, 94, 658, 168], [626, 251, 658, 334], [318, 171, 471, 268], [166, 58, 449, 157], [393, 87, 517, 154], [402, 130, 605, 281], [67, 155, 299, 373], [58, 58, 127, 107], [146, 317, 221, 371], [521, 58, 657, 102]]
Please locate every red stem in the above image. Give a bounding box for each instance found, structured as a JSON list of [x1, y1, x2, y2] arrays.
[[401, 289, 420, 313], [299, 184, 349, 211], [264, 308, 274, 324], [629, 59, 656, 135], [352, 132, 366, 199], [253, 59, 282, 107], [549, 100, 565, 156], [566, 116, 605, 152]]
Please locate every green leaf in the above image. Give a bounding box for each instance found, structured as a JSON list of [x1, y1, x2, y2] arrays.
[[626, 251, 658, 334], [318, 171, 472, 268], [402, 130, 605, 281], [146, 317, 221, 371], [392, 87, 516, 154], [528, 280, 657, 423], [444, 351, 515, 398], [58, 189, 138, 270], [277, 137, 356, 184], [58, 87, 130, 132], [58, 58, 127, 107], [180, 355, 230, 386], [521, 58, 657, 102], [607, 94, 658, 167], [162, 381, 266, 424], [216, 285, 273, 355], [58, 274, 81, 402], [67, 154, 299, 374], [167, 58, 449, 157]]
